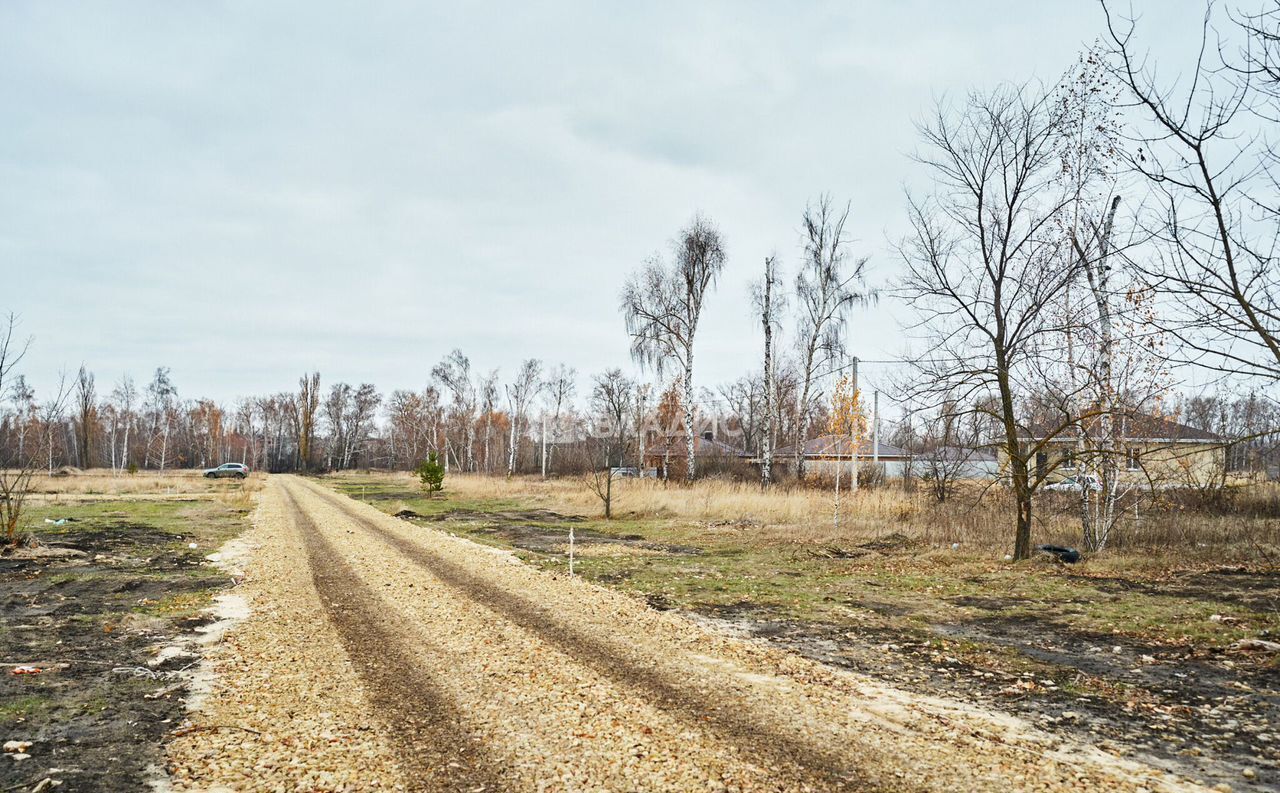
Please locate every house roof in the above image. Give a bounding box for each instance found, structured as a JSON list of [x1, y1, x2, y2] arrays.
[[921, 445, 998, 463], [1020, 410, 1222, 443], [644, 435, 748, 458], [772, 434, 912, 459]]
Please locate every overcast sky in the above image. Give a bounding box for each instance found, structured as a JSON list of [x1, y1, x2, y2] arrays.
[[1, 1, 1212, 405]]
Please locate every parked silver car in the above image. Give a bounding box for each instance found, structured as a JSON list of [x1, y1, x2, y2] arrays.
[[204, 463, 250, 479], [1043, 474, 1101, 493]]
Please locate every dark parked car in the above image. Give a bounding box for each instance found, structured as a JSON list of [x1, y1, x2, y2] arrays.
[[204, 463, 250, 479]]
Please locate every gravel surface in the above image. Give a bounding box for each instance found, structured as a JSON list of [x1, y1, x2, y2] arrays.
[[166, 476, 1213, 791]]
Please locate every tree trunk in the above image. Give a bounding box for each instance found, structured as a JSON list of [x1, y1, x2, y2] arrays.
[[1082, 196, 1121, 551], [761, 263, 774, 489], [683, 352, 695, 484], [1014, 471, 1033, 561], [507, 414, 518, 477], [796, 380, 812, 482], [996, 345, 1033, 560]]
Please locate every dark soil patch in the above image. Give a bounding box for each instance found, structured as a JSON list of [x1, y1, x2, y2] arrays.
[[1084, 568, 1280, 612], [0, 519, 242, 792]]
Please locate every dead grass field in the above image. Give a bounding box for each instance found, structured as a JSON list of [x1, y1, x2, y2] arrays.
[[19, 468, 266, 509], [343, 470, 1280, 563]]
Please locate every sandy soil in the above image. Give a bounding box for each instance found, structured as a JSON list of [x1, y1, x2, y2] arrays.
[[166, 476, 1213, 792]]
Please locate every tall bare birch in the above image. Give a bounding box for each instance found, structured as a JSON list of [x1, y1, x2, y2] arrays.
[[621, 214, 726, 483]]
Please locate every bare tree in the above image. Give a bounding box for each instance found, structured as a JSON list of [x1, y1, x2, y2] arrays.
[[631, 381, 652, 471], [11, 375, 36, 463], [145, 367, 177, 471], [916, 401, 985, 503], [717, 375, 766, 456], [591, 368, 635, 468], [622, 214, 726, 483], [1102, 2, 1280, 382], [794, 196, 874, 481], [541, 364, 576, 476], [73, 365, 96, 469], [584, 436, 619, 520], [323, 382, 381, 469], [110, 375, 137, 473], [0, 314, 35, 545], [478, 370, 499, 473], [752, 254, 785, 487], [505, 358, 543, 476], [38, 372, 72, 475], [899, 82, 1080, 560], [432, 349, 478, 472], [296, 372, 321, 471]]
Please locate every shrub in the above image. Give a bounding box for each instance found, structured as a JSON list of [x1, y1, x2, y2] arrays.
[[416, 452, 445, 492], [126, 463, 139, 476]]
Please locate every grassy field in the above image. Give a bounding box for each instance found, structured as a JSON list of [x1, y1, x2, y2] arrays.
[[325, 470, 1279, 786], [0, 470, 259, 792], [326, 471, 1278, 650]]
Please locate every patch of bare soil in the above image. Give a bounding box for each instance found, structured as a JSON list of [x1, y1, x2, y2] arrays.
[[0, 524, 237, 792], [694, 596, 1277, 791]]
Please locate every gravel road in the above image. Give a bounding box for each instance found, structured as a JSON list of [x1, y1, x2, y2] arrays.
[[165, 476, 1212, 792]]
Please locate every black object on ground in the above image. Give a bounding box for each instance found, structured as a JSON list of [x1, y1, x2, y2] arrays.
[[1036, 544, 1081, 564]]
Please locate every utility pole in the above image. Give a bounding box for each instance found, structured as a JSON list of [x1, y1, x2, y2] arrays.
[[850, 357, 859, 493], [873, 389, 880, 465]]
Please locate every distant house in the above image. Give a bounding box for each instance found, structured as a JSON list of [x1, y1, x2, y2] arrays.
[[916, 445, 1000, 479], [769, 434, 913, 479], [1000, 411, 1225, 487], [642, 431, 748, 479]]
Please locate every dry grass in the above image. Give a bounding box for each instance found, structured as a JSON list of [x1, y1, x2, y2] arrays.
[[337, 470, 1280, 563], [18, 468, 266, 507]]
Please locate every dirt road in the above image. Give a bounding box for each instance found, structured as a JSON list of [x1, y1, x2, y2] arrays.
[[166, 476, 1209, 791]]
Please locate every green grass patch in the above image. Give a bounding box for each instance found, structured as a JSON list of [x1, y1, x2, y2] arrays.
[[0, 695, 51, 725]]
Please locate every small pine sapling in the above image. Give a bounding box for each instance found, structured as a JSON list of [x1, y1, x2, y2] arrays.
[[416, 452, 445, 493]]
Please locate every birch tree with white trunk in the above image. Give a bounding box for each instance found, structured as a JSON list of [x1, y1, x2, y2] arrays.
[[794, 195, 874, 482], [621, 214, 726, 484], [432, 349, 479, 472], [752, 254, 785, 487], [505, 358, 543, 477], [541, 364, 576, 477], [110, 375, 137, 473]]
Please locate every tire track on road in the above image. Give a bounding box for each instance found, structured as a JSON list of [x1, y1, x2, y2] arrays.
[[303, 480, 878, 792], [282, 486, 506, 793]]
